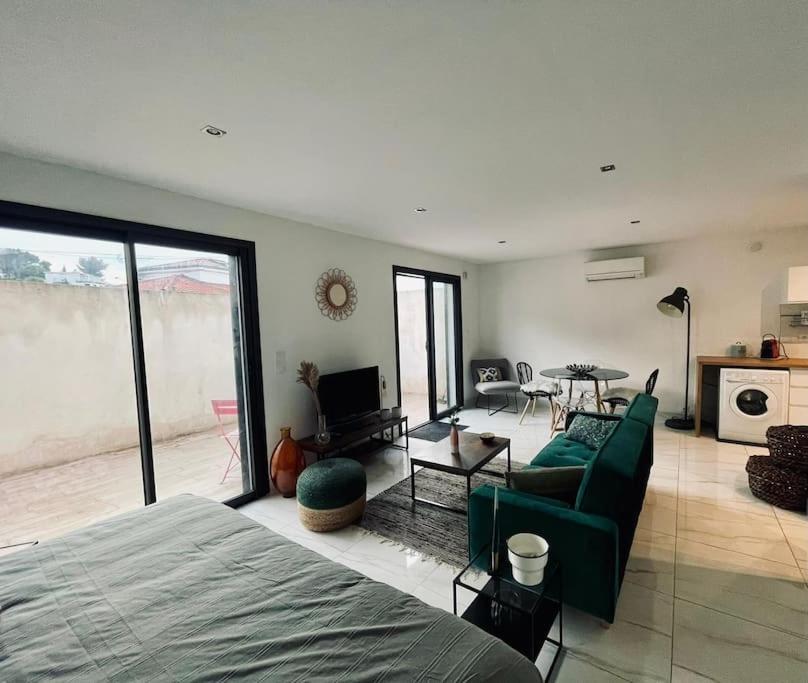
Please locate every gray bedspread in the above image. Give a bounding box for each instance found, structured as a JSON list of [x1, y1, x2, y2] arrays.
[[0, 495, 541, 682]]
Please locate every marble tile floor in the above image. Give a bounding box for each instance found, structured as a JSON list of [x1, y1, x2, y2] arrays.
[[242, 403, 808, 682]]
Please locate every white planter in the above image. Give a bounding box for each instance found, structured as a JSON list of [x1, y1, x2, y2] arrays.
[[507, 533, 549, 586]]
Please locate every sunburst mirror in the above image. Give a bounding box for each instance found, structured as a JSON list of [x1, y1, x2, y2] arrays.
[[315, 268, 357, 321]]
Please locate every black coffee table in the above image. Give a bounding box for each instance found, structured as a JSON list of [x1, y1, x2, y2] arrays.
[[409, 431, 510, 514]]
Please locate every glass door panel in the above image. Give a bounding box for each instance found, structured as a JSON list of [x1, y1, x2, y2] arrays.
[[394, 267, 463, 427], [135, 244, 252, 501], [0, 226, 143, 547], [395, 273, 431, 427], [431, 280, 459, 417]]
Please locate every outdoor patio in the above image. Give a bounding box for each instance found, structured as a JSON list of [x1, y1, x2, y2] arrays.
[[401, 391, 431, 427], [0, 427, 245, 550]]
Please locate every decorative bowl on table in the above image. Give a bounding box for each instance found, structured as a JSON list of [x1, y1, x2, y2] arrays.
[[479, 432, 496, 444], [566, 363, 598, 377]]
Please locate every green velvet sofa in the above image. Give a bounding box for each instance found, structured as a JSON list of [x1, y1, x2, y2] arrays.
[[468, 394, 658, 623]]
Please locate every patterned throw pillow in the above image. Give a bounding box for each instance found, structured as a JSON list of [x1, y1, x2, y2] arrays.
[[565, 415, 616, 450], [477, 367, 502, 383]]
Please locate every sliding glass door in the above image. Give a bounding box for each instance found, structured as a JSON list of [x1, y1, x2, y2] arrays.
[[135, 244, 253, 502], [431, 279, 459, 416], [0, 227, 144, 547], [0, 201, 266, 548], [393, 267, 463, 427]]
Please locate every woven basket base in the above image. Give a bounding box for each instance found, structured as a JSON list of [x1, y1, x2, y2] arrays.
[[298, 495, 366, 532], [746, 455, 808, 511]]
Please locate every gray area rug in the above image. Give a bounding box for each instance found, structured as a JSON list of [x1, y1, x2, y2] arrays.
[[357, 459, 520, 567], [408, 421, 468, 442]]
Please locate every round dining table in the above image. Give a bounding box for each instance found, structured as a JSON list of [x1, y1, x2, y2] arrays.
[[539, 367, 629, 416]]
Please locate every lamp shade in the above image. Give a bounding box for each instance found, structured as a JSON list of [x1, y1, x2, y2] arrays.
[[657, 287, 688, 317]]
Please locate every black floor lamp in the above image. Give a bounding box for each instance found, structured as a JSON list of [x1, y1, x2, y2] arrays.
[[657, 287, 695, 430]]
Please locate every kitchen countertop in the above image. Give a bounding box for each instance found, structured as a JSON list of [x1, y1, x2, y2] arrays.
[[697, 355, 808, 368]]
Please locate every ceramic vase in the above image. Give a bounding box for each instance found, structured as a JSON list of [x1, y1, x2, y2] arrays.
[[507, 533, 550, 586], [270, 427, 305, 497], [314, 414, 331, 446], [450, 424, 460, 453]]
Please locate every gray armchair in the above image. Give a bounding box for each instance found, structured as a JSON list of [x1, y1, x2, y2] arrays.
[[470, 358, 521, 415]]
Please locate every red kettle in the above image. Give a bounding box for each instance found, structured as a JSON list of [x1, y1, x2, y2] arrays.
[[760, 333, 780, 359]]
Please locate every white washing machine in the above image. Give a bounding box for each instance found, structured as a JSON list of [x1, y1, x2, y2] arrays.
[[718, 368, 790, 444]]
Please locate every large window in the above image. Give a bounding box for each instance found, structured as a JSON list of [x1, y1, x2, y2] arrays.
[[0, 201, 266, 549]]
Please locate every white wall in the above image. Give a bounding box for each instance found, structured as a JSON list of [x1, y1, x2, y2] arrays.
[[478, 227, 808, 416], [0, 152, 481, 452]]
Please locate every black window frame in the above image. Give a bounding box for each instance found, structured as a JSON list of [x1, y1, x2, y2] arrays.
[[0, 199, 268, 508], [392, 265, 464, 426]]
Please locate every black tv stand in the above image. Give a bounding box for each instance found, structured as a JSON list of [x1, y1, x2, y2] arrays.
[[330, 414, 381, 437], [298, 414, 408, 462]]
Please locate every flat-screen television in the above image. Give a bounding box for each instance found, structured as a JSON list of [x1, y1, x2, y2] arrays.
[[318, 366, 380, 429]]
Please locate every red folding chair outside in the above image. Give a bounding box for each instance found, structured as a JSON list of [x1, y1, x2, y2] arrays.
[[211, 400, 241, 483]]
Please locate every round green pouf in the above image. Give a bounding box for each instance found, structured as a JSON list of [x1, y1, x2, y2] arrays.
[[297, 458, 367, 532]]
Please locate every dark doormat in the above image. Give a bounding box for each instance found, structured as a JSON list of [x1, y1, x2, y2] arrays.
[[408, 421, 468, 442], [356, 459, 519, 567]]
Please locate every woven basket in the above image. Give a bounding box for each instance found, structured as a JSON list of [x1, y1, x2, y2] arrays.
[[745, 455, 808, 511], [766, 425, 808, 472]]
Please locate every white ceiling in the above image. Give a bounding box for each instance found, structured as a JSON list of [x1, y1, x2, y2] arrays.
[[1, 1, 807, 263]]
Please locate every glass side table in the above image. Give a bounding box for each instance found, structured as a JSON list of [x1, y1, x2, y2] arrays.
[[453, 544, 563, 680]]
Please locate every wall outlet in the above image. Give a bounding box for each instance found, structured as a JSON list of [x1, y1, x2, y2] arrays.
[[275, 350, 287, 374]]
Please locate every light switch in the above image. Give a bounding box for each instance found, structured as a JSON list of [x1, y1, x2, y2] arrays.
[[275, 350, 287, 374]]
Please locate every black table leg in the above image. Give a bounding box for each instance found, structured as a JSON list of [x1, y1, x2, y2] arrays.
[[410, 464, 470, 515]]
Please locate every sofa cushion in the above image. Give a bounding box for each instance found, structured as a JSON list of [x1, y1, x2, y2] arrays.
[[623, 394, 659, 426], [574, 418, 649, 521], [505, 465, 586, 506], [531, 434, 597, 468], [474, 380, 521, 395]]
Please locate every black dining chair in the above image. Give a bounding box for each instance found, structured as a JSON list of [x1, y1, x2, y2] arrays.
[[516, 362, 560, 425], [601, 369, 659, 414]]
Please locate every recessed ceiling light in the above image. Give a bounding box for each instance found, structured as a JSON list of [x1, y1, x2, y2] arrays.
[[498, 240, 507, 245], [600, 164, 616, 172], [201, 124, 227, 137], [414, 207, 427, 213], [630, 220, 641, 224]]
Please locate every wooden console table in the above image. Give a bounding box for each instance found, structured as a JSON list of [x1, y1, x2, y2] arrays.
[[298, 414, 409, 460], [695, 355, 808, 436]]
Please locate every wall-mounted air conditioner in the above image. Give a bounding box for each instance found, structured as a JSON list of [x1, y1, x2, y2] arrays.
[[584, 256, 645, 282]]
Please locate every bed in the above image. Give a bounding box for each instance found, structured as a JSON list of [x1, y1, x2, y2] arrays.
[[0, 495, 541, 681]]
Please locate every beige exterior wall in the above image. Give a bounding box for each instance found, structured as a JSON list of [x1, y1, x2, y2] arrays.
[[396, 288, 429, 396], [0, 281, 237, 476], [396, 285, 454, 405]]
